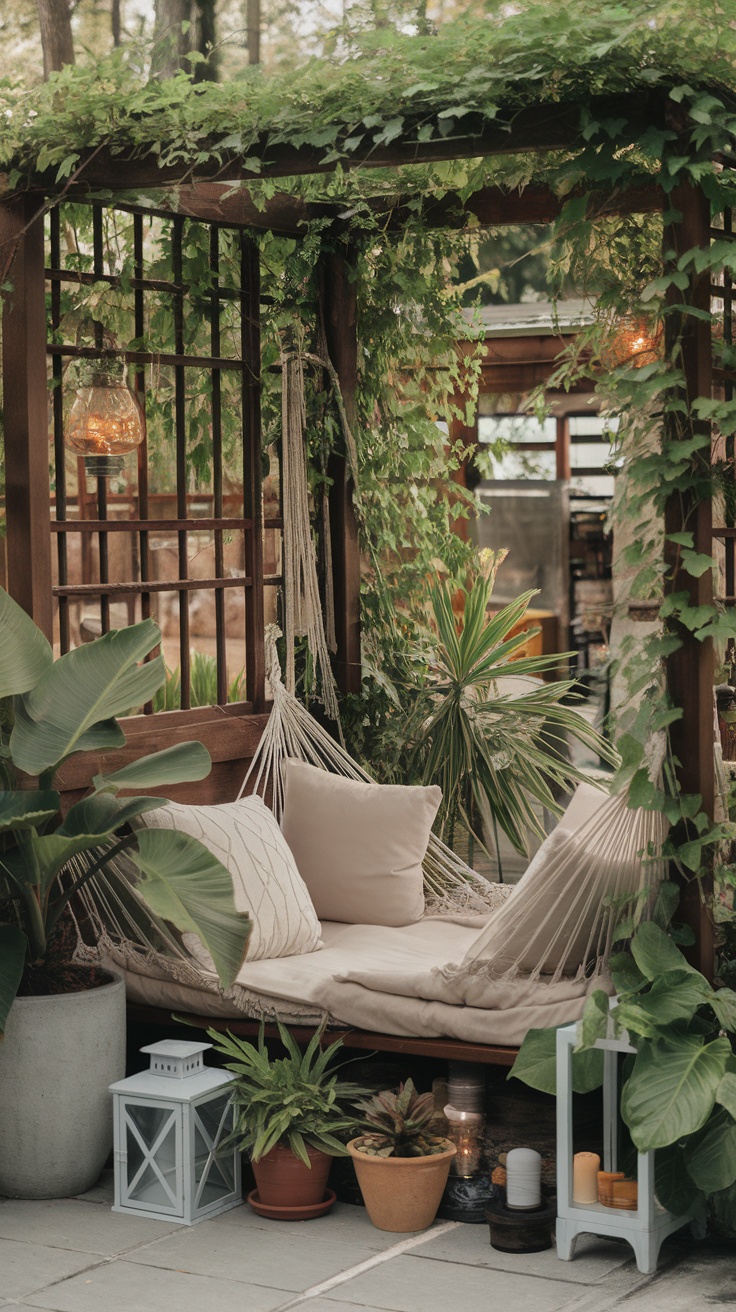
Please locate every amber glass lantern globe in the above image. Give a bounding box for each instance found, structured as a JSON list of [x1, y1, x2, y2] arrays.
[[66, 359, 144, 478]]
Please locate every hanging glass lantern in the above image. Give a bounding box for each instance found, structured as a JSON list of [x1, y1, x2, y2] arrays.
[[109, 1041, 242, 1225], [66, 358, 144, 479]]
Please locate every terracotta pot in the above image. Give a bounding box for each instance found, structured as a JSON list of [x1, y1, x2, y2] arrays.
[[347, 1139, 456, 1232], [251, 1143, 332, 1208]]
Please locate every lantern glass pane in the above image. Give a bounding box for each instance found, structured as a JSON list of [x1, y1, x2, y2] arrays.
[[125, 1104, 178, 1208], [194, 1095, 235, 1208]]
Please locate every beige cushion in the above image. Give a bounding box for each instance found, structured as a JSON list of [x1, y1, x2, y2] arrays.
[[137, 795, 322, 963], [280, 759, 441, 926]]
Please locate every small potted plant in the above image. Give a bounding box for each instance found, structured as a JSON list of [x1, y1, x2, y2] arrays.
[[209, 1021, 366, 1218], [348, 1079, 456, 1232]]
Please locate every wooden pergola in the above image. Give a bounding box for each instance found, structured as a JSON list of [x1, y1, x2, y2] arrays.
[[0, 85, 722, 980]]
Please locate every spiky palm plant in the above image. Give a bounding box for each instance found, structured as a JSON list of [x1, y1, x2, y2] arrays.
[[208, 1021, 367, 1166], [407, 565, 618, 862], [352, 1079, 449, 1158]]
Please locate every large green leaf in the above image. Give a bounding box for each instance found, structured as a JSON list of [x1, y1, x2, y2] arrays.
[[634, 969, 712, 1027], [709, 987, 736, 1034], [622, 1034, 732, 1151], [656, 1142, 703, 1215], [10, 621, 165, 775], [0, 923, 27, 1038], [96, 742, 212, 791], [684, 1110, 736, 1193], [509, 1025, 603, 1095], [58, 792, 163, 840], [128, 827, 251, 988], [630, 921, 696, 981], [0, 589, 52, 699], [717, 1071, 736, 1120], [0, 790, 59, 833], [30, 794, 163, 892]]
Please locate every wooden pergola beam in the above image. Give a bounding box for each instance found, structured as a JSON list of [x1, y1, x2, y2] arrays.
[[13, 91, 664, 195]]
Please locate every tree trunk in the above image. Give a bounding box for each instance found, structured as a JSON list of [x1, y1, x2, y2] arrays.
[[247, 0, 260, 64], [194, 0, 218, 82], [37, 0, 74, 78], [153, 0, 193, 77]]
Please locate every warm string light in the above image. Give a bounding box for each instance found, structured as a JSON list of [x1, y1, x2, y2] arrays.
[[65, 358, 144, 478]]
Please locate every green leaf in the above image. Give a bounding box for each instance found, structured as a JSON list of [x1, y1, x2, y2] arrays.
[[656, 1142, 702, 1215], [575, 989, 610, 1051], [631, 921, 695, 981], [0, 790, 59, 833], [684, 1109, 736, 1193], [509, 1025, 603, 1095], [709, 988, 736, 1034], [622, 1035, 731, 1151], [11, 620, 165, 775], [0, 588, 53, 698], [609, 952, 648, 995], [0, 923, 27, 1038], [128, 827, 251, 988], [634, 970, 712, 1027], [717, 1072, 736, 1120], [95, 742, 212, 791], [680, 550, 714, 579]]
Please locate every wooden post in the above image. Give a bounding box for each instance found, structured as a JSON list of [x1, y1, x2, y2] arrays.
[[448, 404, 479, 544], [663, 180, 715, 979], [320, 249, 362, 696], [0, 197, 53, 638]]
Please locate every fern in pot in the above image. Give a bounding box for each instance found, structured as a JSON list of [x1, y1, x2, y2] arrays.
[[209, 1021, 367, 1215], [348, 1079, 456, 1232]]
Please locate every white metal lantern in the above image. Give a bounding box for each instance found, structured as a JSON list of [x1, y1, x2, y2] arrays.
[[110, 1040, 241, 1225], [556, 1018, 701, 1274]]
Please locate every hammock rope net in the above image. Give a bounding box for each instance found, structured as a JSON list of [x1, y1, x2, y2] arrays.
[[71, 632, 666, 1003]]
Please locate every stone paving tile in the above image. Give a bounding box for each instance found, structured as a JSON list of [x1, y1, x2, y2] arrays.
[[295, 1301, 391, 1312], [595, 1249, 736, 1312], [21, 1261, 291, 1312], [123, 1219, 380, 1292], [212, 1200, 425, 1250], [0, 1238, 100, 1302], [70, 1170, 114, 1206], [325, 1252, 589, 1312], [0, 1197, 183, 1256], [414, 1222, 638, 1285]]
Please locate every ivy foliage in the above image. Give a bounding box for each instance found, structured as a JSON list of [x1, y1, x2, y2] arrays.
[[1, 2, 735, 191]]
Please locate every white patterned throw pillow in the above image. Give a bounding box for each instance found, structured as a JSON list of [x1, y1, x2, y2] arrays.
[[137, 794, 322, 964]]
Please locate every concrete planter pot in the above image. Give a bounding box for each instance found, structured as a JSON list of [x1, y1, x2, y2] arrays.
[[348, 1139, 456, 1232], [0, 970, 126, 1199]]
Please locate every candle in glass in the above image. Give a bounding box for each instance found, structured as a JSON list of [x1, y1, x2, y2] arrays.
[[443, 1105, 484, 1177]]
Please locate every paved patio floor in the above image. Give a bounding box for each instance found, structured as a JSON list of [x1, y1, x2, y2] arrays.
[[0, 1172, 733, 1312]]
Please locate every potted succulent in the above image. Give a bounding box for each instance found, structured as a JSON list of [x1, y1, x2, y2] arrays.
[[0, 587, 251, 1199], [348, 1079, 456, 1232], [209, 1021, 366, 1217]]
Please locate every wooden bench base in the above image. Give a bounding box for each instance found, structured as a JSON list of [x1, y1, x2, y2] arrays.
[[126, 1004, 519, 1068]]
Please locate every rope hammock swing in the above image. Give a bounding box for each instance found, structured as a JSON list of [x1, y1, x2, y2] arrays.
[[71, 350, 668, 1011]]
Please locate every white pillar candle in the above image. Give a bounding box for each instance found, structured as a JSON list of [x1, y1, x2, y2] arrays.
[[506, 1147, 542, 1210], [572, 1151, 601, 1205]]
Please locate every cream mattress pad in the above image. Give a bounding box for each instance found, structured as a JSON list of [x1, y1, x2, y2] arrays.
[[119, 913, 604, 1047]]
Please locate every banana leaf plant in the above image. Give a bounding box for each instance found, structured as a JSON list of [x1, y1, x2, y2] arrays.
[[407, 567, 618, 862], [0, 587, 251, 1038]]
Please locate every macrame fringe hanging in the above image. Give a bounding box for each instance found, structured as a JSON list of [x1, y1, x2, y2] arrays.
[[281, 349, 340, 725]]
